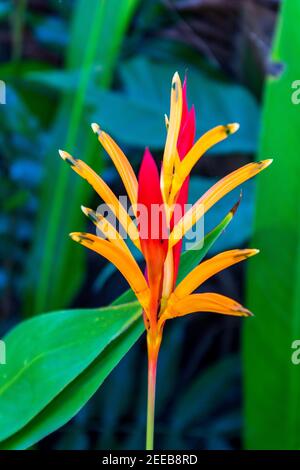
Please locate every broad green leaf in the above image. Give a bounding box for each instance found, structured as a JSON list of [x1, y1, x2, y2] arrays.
[[0, 318, 143, 450], [177, 204, 237, 285], [0, 301, 142, 444], [244, 0, 300, 449], [113, 288, 137, 306]]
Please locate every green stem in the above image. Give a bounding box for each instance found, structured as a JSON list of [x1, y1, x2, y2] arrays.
[[146, 339, 159, 450]]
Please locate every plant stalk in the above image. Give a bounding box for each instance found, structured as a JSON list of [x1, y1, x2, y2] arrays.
[[146, 328, 163, 451]]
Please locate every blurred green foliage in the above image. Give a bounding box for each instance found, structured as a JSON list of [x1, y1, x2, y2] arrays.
[[244, 0, 300, 450]]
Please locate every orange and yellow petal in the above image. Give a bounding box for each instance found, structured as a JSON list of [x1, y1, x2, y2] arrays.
[[169, 159, 272, 246], [69, 232, 149, 310], [161, 72, 182, 201], [161, 292, 252, 322], [91, 123, 138, 210], [172, 248, 259, 300], [170, 123, 239, 201], [59, 149, 140, 249], [81, 206, 132, 256]]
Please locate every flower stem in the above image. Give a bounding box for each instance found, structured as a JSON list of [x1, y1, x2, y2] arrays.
[[146, 338, 160, 450]]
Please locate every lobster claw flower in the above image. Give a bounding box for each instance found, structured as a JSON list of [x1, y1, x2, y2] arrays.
[[61, 72, 272, 347]]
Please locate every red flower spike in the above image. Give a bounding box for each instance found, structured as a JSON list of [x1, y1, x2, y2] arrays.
[[137, 148, 168, 318]]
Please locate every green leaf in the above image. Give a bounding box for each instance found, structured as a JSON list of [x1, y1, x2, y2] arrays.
[[244, 0, 300, 449], [0, 301, 142, 446], [177, 201, 239, 285], [0, 318, 143, 450]]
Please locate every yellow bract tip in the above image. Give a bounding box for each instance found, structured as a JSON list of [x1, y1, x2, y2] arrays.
[[249, 249, 260, 257], [58, 149, 67, 159], [91, 122, 100, 134], [230, 122, 240, 133], [164, 114, 169, 128], [172, 71, 180, 82], [69, 233, 81, 243]]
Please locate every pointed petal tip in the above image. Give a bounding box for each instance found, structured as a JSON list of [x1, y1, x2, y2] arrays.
[[246, 310, 254, 317], [173, 71, 180, 81], [225, 123, 240, 135], [256, 158, 273, 170], [248, 249, 260, 257], [238, 307, 254, 317], [69, 232, 90, 244], [164, 114, 169, 128], [171, 71, 182, 95], [81, 205, 88, 215], [69, 232, 80, 242], [91, 122, 101, 134], [263, 158, 273, 167], [234, 248, 260, 259], [59, 149, 76, 165], [230, 195, 242, 216], [81, 206, 98, 223]]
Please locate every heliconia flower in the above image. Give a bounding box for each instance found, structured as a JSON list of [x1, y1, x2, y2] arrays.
[[59, 72, 272, 450]]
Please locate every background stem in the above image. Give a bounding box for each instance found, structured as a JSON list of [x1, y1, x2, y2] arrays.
[[11, 0, 27, 67]]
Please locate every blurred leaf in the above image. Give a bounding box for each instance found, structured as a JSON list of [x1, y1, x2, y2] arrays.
[[0, 270, 8, 290], [0, 301, 143, 448], [0, 1, 10, 19], [2, 190, 28, 212], [24, 0, 140, 315], [24, 69, 82, 92], [10, 160, 42, 187], [171, 355, 240, 431], [92, 56, 260, 152], [244, 0, 300, 450], [34, 16, 68, 49]]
